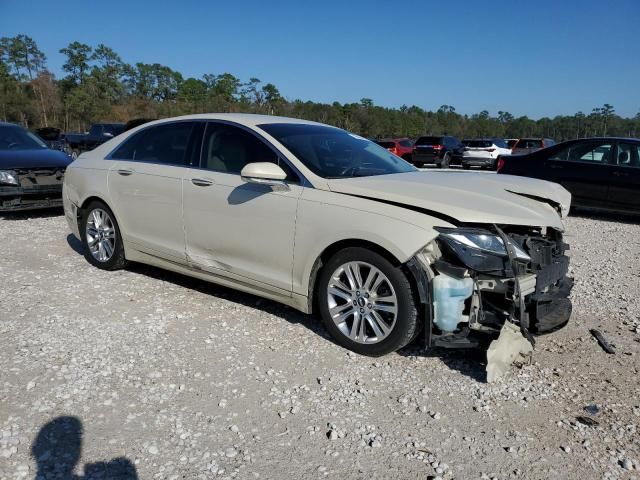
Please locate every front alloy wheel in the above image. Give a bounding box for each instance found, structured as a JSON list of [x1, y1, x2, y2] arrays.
[[318, 247, 419, 356], [327, 261, 398, 344], [81, 201, 127, 270], [86, 208, 116, 262]]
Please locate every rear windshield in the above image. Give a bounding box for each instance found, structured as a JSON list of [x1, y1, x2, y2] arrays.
[[515, 139, 542, 149], [465, 140, 493, 148], [506, 139, 518, 148], [415, 136, 443, 145], [375, 141, 395, 148]]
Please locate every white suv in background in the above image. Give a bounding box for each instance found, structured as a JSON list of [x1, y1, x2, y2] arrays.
[[462, 138, 512, 170]]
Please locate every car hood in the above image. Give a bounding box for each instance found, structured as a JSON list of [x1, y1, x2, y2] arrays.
[[325, 171, 571, 230], [0, 149, 71, 169]]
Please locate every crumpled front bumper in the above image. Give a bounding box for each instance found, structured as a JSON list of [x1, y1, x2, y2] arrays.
[[0, 185, 64, 212]]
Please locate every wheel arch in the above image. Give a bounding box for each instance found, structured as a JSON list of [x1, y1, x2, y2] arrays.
[[76, 195, 120, 238], [306, 238, 404, 315]]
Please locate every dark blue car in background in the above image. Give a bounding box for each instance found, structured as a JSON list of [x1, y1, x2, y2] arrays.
[[0, 122, 71, 212]]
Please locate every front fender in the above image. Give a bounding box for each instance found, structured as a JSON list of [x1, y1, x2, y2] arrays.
[[292, 189, 441, 297]]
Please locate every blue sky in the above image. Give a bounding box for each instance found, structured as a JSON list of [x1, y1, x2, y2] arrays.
[[2, 0, 639, 118]]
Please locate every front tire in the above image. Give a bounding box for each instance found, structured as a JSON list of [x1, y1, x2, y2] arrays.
[[317, 247, 419, 356], [80, 201, 127, 270]]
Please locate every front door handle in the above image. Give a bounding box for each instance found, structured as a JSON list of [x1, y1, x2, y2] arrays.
[[192, 178, 213, 187], [117, 169, 133, 176], [548, 164, 564, 169], [612, 171, 628, 177]]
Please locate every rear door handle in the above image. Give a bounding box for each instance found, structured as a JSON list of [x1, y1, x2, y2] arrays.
[[117, 169, 133, 176], [191, 178, 213, 187], [548, 164, 564, 169], [612, 171, 628, 177]]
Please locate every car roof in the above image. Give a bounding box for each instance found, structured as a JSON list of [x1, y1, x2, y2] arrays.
[[0, 121, 23, 128], [137, 113, 326, 129]]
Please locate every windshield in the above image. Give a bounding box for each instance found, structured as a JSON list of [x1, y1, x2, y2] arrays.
[[258, 123, 416, 179], [0, 125, 48, 151]]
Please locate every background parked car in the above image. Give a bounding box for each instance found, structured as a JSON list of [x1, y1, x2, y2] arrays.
[[0, 122, 71, 212], [497, 137, 640, 214], [64, 122, 125, 159], [511, 137, 555, 155], [462, 138, 512, 170], [35, 127, 66, 152], [412, 135, 464, 168], [374, 138, 414, 161]]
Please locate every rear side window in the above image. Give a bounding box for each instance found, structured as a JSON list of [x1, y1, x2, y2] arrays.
[[493, 138, 507, 148], [415, 136, 443, 145], [399, 139, 413, 147], [617, 143, 640, 168], [111, 122, 194, 165]]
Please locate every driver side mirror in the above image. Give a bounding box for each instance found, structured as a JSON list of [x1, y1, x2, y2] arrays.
[[240, 162, 288, 187]]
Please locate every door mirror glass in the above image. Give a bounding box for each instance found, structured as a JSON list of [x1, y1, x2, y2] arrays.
[[241, 162, 288, 184]]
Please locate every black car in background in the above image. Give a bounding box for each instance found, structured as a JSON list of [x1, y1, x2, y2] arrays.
[[411, 135, 464, 167], [497, 137, 640, 214], [35, 127, 66, 152], [64, 122, 125, 159], [0, 122, 72, 212]]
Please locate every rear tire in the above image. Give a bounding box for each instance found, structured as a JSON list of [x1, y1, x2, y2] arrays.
[[80, 201, 127, 271], [441, 153, 451, 168], [317, 247, 420, 356]]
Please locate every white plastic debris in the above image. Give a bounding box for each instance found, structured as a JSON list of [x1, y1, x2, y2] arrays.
[[486, 321, 533, 383]]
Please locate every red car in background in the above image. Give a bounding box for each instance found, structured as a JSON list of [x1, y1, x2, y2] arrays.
[[375, 138, 414, 161]]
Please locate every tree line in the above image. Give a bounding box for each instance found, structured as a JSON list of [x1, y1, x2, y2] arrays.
[[1, 34, 639, 140]]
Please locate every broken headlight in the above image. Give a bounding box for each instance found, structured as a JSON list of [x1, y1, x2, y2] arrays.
[[0, 171, 18, 186], [435, 227, 530, 273]]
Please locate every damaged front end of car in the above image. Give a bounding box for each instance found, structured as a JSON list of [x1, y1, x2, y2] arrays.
[[407, 223, 573, 380]]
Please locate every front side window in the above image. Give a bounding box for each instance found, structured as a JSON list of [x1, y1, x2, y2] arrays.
[[111, 122, 194, 165], [549, 142, 613, 163], [259, 123, 416, 179], [617, 143, 640, 168], [0, 125, 47, 151], [201, 123, 298, 181]]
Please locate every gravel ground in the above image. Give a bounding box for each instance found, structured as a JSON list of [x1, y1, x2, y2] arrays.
[[1, 210, 639, 480]]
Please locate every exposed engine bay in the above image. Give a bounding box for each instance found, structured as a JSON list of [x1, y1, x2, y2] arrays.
[[410, 224, 573, 380]]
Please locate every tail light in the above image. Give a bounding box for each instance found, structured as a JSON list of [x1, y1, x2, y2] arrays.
[[388, 147, 398, 155], [432, 145, 444, 150], [497, 156, 505, 172]]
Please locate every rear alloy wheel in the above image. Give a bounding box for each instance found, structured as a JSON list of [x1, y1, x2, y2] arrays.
[[441, 153, 451, 168], [81, 201, 127, 270], [318, 247, 419, 356]]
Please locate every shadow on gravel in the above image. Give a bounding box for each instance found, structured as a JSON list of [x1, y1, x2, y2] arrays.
[[0, 206, 64, 220], [32, 416, 138, 480], [65, 242, 490, 380], [127, 261, 331, 338], [569, 208, 640, 225], [66, 233, 84, 255], [398, 343, 488, 382]]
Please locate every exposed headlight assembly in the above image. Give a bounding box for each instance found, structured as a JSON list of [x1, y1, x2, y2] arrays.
[[435, 227, 530, 273], [0, 171, 19, 186]]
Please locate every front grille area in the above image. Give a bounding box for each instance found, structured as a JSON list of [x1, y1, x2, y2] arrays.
[[0, 167, 66, 211]]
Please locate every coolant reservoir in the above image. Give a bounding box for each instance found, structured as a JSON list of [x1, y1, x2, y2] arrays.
[[432, 274, 474, 332]]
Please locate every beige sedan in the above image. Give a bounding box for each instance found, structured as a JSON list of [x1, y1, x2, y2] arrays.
[[63, 114, 573, 356]]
